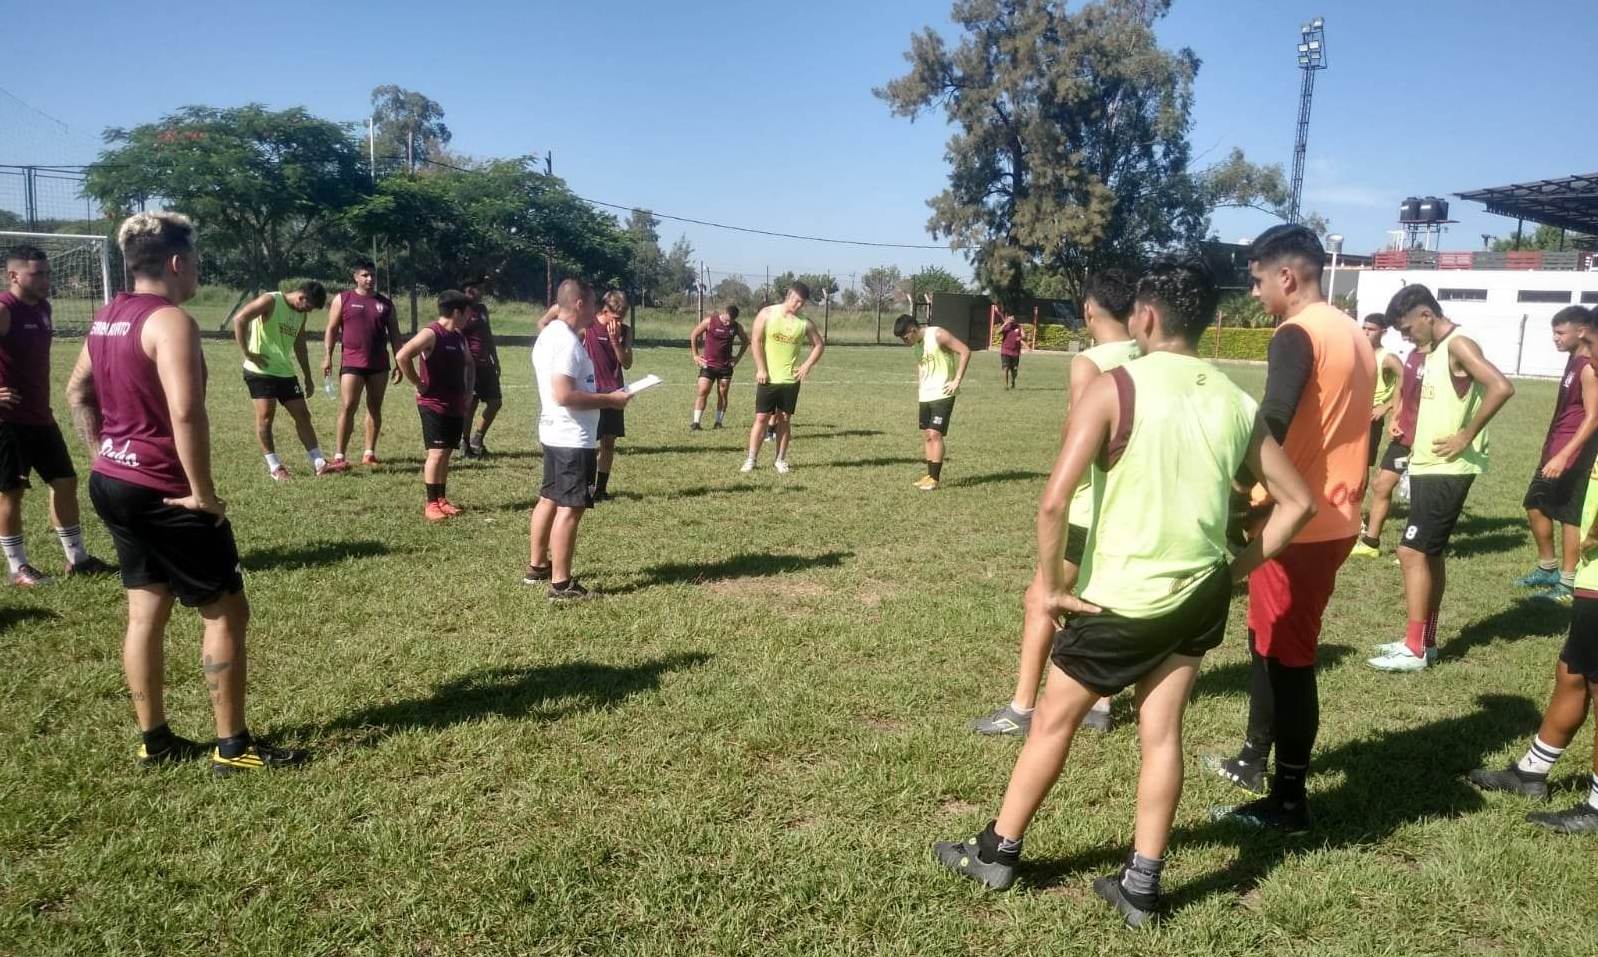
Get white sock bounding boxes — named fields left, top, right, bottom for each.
left=693, top=409, right=703, bottom=425
left=363, top=448, right=375, bottom=458
left=333, top=451, right=347, bottom=462
left=1008, top=700, right=1035, bottom=715
left=1588, top=773, right=1598, bottom=811
left=1519, top=735, right=1565, bottom=775
left=1, top=534, right=27, bottom=574
left=1090, top=699, right=1112, bottom=715
left=55, top=525, right=89, bottom=565
left=307, top=447, right=327, bottom=470
left=265, top=453, right=283, bottom=472
left=472, top=430, right=485, bottom=447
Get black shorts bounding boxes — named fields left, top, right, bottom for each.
left=473, top=363, right=502, bottom=402
left=1050, top=564, right=1231, bottom=697
left=541, top=445, right=597, bottom=509
left=755, top=382, right=801, bottom=416
left=419, top=408, right=465, bottom=450
left=599, top=407, right=626, bottom=439
left=341, top=365, right=389, bottom=380
left=1562, top=597, right=1598, bottom=683
left=243, top=372, right=304, bottom=403
left=1001, top=354, right=1020, bottom=370
left=919, top=397, right=956, bottom=434
left=699, top=365, right=734, bottom=382
left=1379, top=441, right=1411, bottom=475
left=89, top=472, right=243, bottom=607
left=0, top=421, right=76, bottom=491
left=1064, top=523, right=1089, bottom=567
left=1401, top=474, right=1476, bottom=556
left=1523, top=440, right=1598, bottom=526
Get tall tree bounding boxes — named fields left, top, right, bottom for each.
left=860, top=265, right=902, bottom=313
left=85, top=104, right=368, bottom=289
left=624, top=209, right=667, bottom=302
left=1199, top=148, right=1330, bottom=237
left=370, top=85, right=451, bottom=172
left=1490, top=224, right=1596, bottom=252
left=878, top=0, right=1206, bottom=305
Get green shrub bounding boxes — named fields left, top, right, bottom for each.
left=1196, top=326, right=1273, bottom=361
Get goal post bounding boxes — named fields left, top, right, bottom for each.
left=0, top=230, right=113, bottom=333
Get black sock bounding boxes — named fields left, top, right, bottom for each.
left=1238, top=637, right=1274, bottom=767
left=596, top=471, right=610, bottom=494
left=978, top=820, right=1021, bottom=866
left=141, top=722, right=177, bottom=752
left=1268, top=660, right=1319, bottom=803
left=1361, top=534, right=1380, bottom=549
left=550, top=579, right=571, bottom=590
left=217, top=729, right=252, bottom=759
left=425, top=483, right=444, bottom=503
left=929, top=460, right=943, bottom=480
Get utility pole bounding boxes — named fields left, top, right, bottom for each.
left=545, top=151, right=555, bottom=304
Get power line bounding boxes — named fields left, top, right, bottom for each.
left=575, top=196, right=961, bottom=251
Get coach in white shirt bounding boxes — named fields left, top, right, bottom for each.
left=527, top=278, right=630, bottom=600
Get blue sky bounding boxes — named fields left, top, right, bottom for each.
left=6, top=0, right=1595, bottom=285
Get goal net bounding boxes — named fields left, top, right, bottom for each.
left=0, top=231, right=112, bottom=333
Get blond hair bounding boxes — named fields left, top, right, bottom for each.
left=602, top=290, right=628, bottom=315
left=118, top=212, right=197, bottom=278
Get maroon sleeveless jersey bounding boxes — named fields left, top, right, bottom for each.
left=417, top=320, right=469, bottom=415
left=1543, top=353, right=1594, bottom=461
left=337, top=290, right=395, bottom=370
left=87, top=293, right=198, bottom=496
left=461, top=304, right=493, bottom=366
left=1395, top=348, right=1425, bottom=446
left=584, top=321, right=626, bottom=391
left=0, top=291, right=55, bottom=425
left=701, top=314, right=741, bottom=368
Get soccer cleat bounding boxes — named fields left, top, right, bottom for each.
left=774, top=460, right=791, bottom=475
left=739, top=458, right=756, bottom=473
left=361, top=452, right=380, bottom=466
left=270, top=466, right=291, bottom=482
left=521, top=564, right=552, bottom=585
left=317, top=458, right=350, bottom=475
left=1201, top=753, right=1269, bottom=795
left=913, top=474, right=933, bottom=488
left=712, top=421, right=724, bottom=430
left=424, top=501, right=450, bottom=523
left=1516, top=566, right=1562, bottom=588
left=137, top=734, right=205, bottom=768
left=10, top=563, right=51, bottom=588
left=436, top=499, right=463, bottom=517
left=932, top=827, right=1017, bottom=891
left=1349, top=540, right=1381, bottom=558
left=969, top=703, right=1032, bottom=737
left=591, top=489, right=611, bottom=504
left=689, top=422, right=703, bottom=432
left=918, top=477, right=940, bottom=492
left=764, top=428, right=775, bottom=443
left=1368, top=647, right=1430, bottom=672
left=65, top=555, right=115, bottom=577
left=1468, top=763, right=1550, bottom=800
left=1092, top=869, right=1160, bottom=929
left=548, top=580, right=594, bottom=603
left=1216, top=794, right=1313, bottom=834
left=210, top=739, right=309, bottom=777
left=1526, top=803, right=1598, bottom=834
left=471, top=441, right=490, bottom=459
left=1081, top=709, right=1115, bottom=734
left=1371, top=640, right=1437, bottom=663
left=1532, top=583, right=1574, bottom=606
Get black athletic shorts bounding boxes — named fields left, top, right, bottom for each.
left=243, top=372, right=304, bottom=403
left=1400, top=474, right=1475, bottom=556
left=541, top=445, right=597, bottom=509
left=419, top=408, right=465, bottom=450
left=1523, top=440, right=1598, bottom=526
left=1050, top=563, right=1230, bottom=697
left=1379, top=440, right=1411, bottom=475
left=1064, top=523, right=1089, bottom=567
left=919, top=397, right=956, bottom=434
left=0, top=421, right=76, bottom=491
left=699, top=364, right=734, bottom=381
left=473, top=363, right=502, bottom=402
left=341, top=365, right=389, bottom=379
left=89, top=472, right=244, bottom=607
left=1562, top=597, right=1598, bottom=683
left=598, top=407, right=626, bottom=439
left=755, top=382, right=801, bottom=416
left=1001, top=354, right=1020, bottom=371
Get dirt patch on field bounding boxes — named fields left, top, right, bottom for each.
left=940, top=798, right=981, bottom=816
left=705, top=579, right=829, bottom=602
left=860, top=716, right=905, bottom=734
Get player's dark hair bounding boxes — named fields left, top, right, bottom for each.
left=1552, top=305, right=1592, bottom=327
left=724, top=304, right=740, bottom=321
left=1362, top=312, right=1389, bottom=330
left=892, top=314, right=918, bottom=338
left=1385, top=284, right=1441, bottom=324
left=4, top=244, right=47, bottom=265
left=787, top=280, right=812, bottom=302
left=352, top=257, right=376, bottom=273
left=294, top=280, right=327, bottom=310
left=1083, top=268, right=1137, bottom=322
left=437, top=289, right=473, bottom=316
left=1248, top=223, right=1325, bottom=280
left=1134, top=254, right=1219, bottom=344
left=118, top=212, right=196, bottom=279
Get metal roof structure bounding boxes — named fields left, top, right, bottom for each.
left=1457, top=173, right=1598, bottom=236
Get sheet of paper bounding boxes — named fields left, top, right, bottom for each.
left=626, top=374, right=663, bottom=395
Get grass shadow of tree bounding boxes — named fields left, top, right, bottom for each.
left=242, top=539, right=395, bottom=571
left=0, top=606, right=60, bottom=634
left=608, top=550, right=853, bottom=595
left=946, top=469, right=1048, bottom=489
left=1439, top=599, right=1567, bottom=662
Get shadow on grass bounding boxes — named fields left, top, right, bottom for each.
left=675, top=484, right=808, bottom=500
left=946, top=469, right=1048, bottom=489
left=1449, top=532, right=1526, bottom=559
left=822, top=456, right=925, bottom=470
left=382, top=449, right=543, bottom=467
left=313, top=652, right=712, bottom=745
left=1451, top=514, right=1523, bottom=536
left=1440, top=599, right=1568, bottom=662
left=607, top=550, right=852, bottom=595
left=0, top=606, right=60, bottom=634
left=1191, top=646, right=1353, bottom=700
left=242, top=539, right=394, bottom=571
left=1022, top=694, right=1540, bottom=911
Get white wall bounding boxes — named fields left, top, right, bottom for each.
left=1356, top=269, right=1598, bottom=378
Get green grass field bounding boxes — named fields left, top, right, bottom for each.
left=3, top=337, right=1596, bottom=956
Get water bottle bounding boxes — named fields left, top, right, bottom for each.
left=323, top=375, right=335, bottom=398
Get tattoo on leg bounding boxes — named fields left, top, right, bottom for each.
left=202, top=653, right=232, bottom=694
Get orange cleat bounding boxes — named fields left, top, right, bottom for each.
left=424, top=501, right=450, bottom=522
left=437, top=499, right=462, bottom=517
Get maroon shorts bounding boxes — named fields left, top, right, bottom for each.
left=1246, top=535, right=1356, bottom=667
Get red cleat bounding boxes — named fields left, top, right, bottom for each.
left=437, top=499, right=462, bottom=517
left=424, top=501, right=450, bottom=522
left=361, top=452, right=379, bottom=466
left=318, top=458, right=350, bottom=475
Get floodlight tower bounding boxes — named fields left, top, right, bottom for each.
left=1288, top=17, right=1327, bottom=225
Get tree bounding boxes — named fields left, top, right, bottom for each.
left=840, top=288, right=860, bottom=309
left=1198, top=148, right=1330, bottom=237
left=907, top=266, right=966, bottom=299
left=371, top=85, right=451, bottom=172
left=712, top=276, right=753, bottom=307
left=624, top=209, right=668, bottom=303
left=1489, top=224, right=1597, bottom=252
left=879, top=0, right=1207, bottom=306
left=85, top=104, right=369, bottom=289
left=664, top=236, right=697, bottom=297
left=860, top=265, right=902, bottom=314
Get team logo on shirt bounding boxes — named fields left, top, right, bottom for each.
left=98, top=438, right=141, bottom=468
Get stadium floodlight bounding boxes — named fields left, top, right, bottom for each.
left=1287, top=17, right=1328, bottom=224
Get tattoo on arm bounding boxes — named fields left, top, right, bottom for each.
left=71, top=403, right=103, bottom=450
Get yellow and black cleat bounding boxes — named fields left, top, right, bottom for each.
left=210, top=740, right=310, bottom=777
left=137, top=735, right=205, bottom=768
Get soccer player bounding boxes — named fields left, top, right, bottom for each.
left=894, top=313, right=971, bottom=491
left=689, top=305, right=749, bottom=430
left=1468, top=463, right=1598, bottom=833
left=458, top=278, right=502, bottom=459
left=396, top=291, right=475, bottom=522
left=969, top=268, right=1139, bottom=737
left=528, top=279, right=630, bottom=600
left=1204, top=224, right=1374, bottom=833
left=931, top=256, right=1315, bottom=927
left=586, top=290, right=633, bottom=501
left=233, top=282, right=347, bottom=480
left=1352, top=326, right=1424, bottom=559
left=742, top=282, right=824, bottom=473
left=66, top=212, right=306, bottom=774
left=322, top=258, right=401, bottom=466
left=1368, top=285, right=1514, bottom=672
left=1513, top=306, right=1598, bottom=603
left=0, top=244, right=113, bottom=585
left=998, top=313, right=1024, bottom=389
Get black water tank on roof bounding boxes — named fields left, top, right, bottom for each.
left=1419, top=196, right=1449, bottom=223
left=1399, top=197, right=1423, bottom=223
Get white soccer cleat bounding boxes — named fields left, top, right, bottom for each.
left=1371, top=640, right=1437, bottom=662
left=739, top=458, right=756, bottom=473
left=774, top=459, right=791, bottom=474
left=1368, top=648, right=1430, bottom=673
